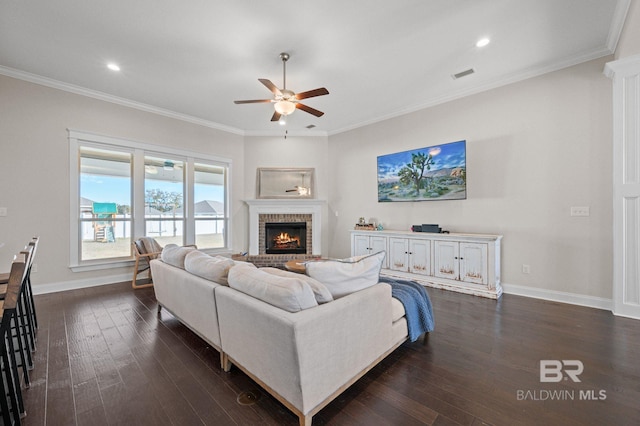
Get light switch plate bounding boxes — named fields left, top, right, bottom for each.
left=570, top=206, right=590, bottom=217
left=0, top=207, right=7, bottom=217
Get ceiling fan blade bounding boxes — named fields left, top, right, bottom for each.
left=296, top=103, right=324, bottom=117
left=271, top=111, right=281, bottom=122
left=259, top=79, right=282, bottom=96
left=234, top=99, right=273, bottom=104
left=295, top=87, right=329, bottom=100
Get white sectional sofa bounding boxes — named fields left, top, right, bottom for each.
left=150, top=246, right=410, bottom=426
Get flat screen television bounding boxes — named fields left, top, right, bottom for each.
left=377, top=140, right=466, bottom=202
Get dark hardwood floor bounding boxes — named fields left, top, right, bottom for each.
left=20, top=281, right=640, bottom=426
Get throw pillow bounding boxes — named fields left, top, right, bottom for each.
left=160, top=244, right=197, bottom=269
left=184, top=251, right=235, bottom=285
left=228, top=265, right=318, bottom=313
left=260, top=267, right=333, bottom=304
left=305, top=251, right=386, bottom=298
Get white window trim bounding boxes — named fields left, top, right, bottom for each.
left=68, top=129, right=232, bottom=272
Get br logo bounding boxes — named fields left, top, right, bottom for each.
left=540, top=360, right=583, bottom=382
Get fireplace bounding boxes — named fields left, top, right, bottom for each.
left=245, top=199, right=325, bottom=256
left=265, top=222, right=307, bottom=254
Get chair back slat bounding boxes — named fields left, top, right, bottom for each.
left=4, top=253, right=27, bottom=311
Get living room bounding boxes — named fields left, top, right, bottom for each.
left=1, top=1, right=640, bottom=425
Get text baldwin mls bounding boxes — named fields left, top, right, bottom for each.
left=516, top=360, right=607, bottom=401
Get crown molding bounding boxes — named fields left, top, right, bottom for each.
left=0, top=65, right=245, bottom=136
left=607, top=0, right=632, bottom=53
left=328, top=47, right=614, bottom=136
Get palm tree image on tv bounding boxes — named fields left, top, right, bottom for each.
left=378, top=140, right=467, bottom=202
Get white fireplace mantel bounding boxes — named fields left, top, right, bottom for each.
left=245, top=199, right=326, bottom=256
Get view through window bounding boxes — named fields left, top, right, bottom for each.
left=144, top=156, right=185, bottom=247
left=79, top=146, right=132, bottom=261
left=72, top=133, right=229, bottom=267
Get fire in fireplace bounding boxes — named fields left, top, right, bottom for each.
left=265, top=222, right=307, bottom=254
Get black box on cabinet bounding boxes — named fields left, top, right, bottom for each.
left=421, top=224, right=441, bottom=233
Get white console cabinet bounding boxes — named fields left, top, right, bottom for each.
left=350, top=230, right=502, bottom=299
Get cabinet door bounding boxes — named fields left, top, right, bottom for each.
left=352, top=234, right=370, bottom=257
left=388, top=238, right=409, bottom=271
left=409, top=239, right=431, bottom=275
left=370, top=236, right=388, bottom=268
left=434, top=241, right=459, bottom=280
left=370, top=236, right=387, bottom=255
left=459, top=242, right=488, bottom=284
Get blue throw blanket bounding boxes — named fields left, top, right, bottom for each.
left=380, top=277, right=435, bottom=342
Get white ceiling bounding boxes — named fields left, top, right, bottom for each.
left=0, top=0, right=630, bottom=136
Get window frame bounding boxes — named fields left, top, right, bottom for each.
left=69, top=129, right=232, bottom=272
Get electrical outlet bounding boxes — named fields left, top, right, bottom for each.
left=522, top=264, right=531, bottom=274
left=570, top=206, right=590, bottom=217
left=0, top=207, right=7, bottom=217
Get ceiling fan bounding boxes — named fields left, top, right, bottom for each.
left=234, top=52, right=329, bottom=124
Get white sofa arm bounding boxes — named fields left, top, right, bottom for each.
left=216, top=283, right=393, bottom=418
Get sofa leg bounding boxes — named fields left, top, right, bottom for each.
left=157, top=304, right=162, bottom=314
left=300, top=414, right=312, bottom=426
left=221, top=353, right=231, bottom=372
left=422, top=332, right=429, bottom=345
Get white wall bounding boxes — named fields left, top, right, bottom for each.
left=242, top=135, right=329, bottom=255
left=0, top=74, right=245, bottom=291
left=327, top=57, right=613, bottom=301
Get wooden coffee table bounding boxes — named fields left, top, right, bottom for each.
left=284, top=259, right=307, bottom=274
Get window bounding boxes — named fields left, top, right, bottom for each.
left=69, top=130, right=231, bottom=271
left=194, top=162, right=227, bottom=249
left=79, top=146, right=132, bottom=261
left=144, top=155, right=185, bottom=247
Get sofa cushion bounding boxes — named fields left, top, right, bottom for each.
left=184, top=251, right=235, bottom=285
left=305, top=251, right=386, bottom=298
left=231, top=260, right=257, bottom=269
left=228, top=266, right=318, bottom=313
left=260, top=267, right=333, bottom=304
left=161, top=244, right=197, bottom=269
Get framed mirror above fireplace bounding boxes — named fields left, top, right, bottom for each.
left=256, top=168, right=316, bottom=199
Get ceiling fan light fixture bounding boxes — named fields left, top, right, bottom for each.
left=274, top=100, right=296, bottom=116
left=279, top=115, right=286, bottom=125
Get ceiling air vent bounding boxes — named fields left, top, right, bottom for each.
left=452, top=68, right=475, bottom=80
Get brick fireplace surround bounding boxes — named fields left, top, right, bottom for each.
left=237, top=199, right=325, bottom=268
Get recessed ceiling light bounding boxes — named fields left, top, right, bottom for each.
left=107, top=63, right=121, bottom=72
left=476, top=38, right=490, bottom=48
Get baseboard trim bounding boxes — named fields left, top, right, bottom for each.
left=32, top=275, right=614, bottom=314
left=33, top=273, right=132, bottom=295
left=502, top=283, right=612, bottom=311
